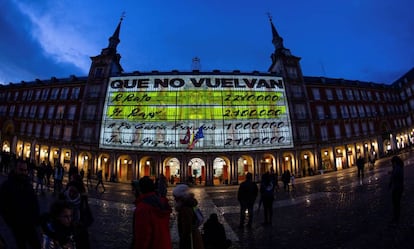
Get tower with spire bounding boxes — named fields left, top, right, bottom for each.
left=77, top=15, right=125, bottom=145
left=267, top=14, right=315, bottom=154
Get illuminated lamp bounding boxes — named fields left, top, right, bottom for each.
left=146, top=160, right=150, bottom=166
left=66, top=152, right=69, bottom=157
left=324, top=151, right=328, bottom=156
left=103, top=157, right=108, bottom=163
left=285, top=156, right=289, bottom=161
left=84, top=155, right=88, bottom=160
left=304, top=154, right=308, bottom=160
left=124, top=159, right=128, bottom=164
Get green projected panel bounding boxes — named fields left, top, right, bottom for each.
left=99, top=75, right=293, bottom=152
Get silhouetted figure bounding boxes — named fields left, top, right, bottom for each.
left=356, top=156, right=365, bottom=182
left=237, top=172, right=258, bottom=229
left=260, top=172, right=275, bottom=225
left=0, top=160, right=41, bottom=249
left=95, top=169, right=105, bottom=192
left=202, top=213, right=231, bottom=249
left=389, top=156, right=404, bottom=225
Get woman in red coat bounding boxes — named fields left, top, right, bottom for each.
left=133, top=176, right=172, bottom=249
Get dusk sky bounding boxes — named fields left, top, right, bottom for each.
left=1, top=0, right=413, bottom=85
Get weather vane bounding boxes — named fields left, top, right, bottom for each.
left=120, top=11, right=126, bottom=21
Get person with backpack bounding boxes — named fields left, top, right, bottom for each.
left=202, top=213, right=231, bottom=249
left=173, top=184, right=204, bottom=249
left=260, top=172, right=275, bottom=226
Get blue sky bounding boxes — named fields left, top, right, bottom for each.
left=0, top=0, right=413, bottom=85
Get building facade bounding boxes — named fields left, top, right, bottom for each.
left=1, top=18, right=413, bottom=185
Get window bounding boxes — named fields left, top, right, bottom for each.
left=53, top=125, right=62, bottom=139
left=345, top=123, right=352, bottom=138
left=316, top=106, right=325, bottom=119
left=38, top=105, right=45, bottom=119
left=43, top=124, right=51, bottom=139
left=350, top=105, right=357, bottom=118
left=27, top=90, right=33, bottom=101
left=14, top=91, right=19, bottom=101
left=361, top=122, right=368, bottom=135
left=22, top=91, right=28, bottom=101
left=41, top=89, right=50, bottom=100
left=60, top=88, right=69, bottom=100
left=336, top=89, right=343, bottom=100
left=56, top=105, right=65, bottom=119
left=358, top=105, right=365, bottom=117
left=329, top=105, right=337, bottom=119
left=340, top=105, right=349, bottom=118
left=312, top=88, right=320, bottom=100
left=35, top=90, right=41, bottom=100
left=50, top=88, right=60, bottom=100
left=26, top=123, right=33, bottom=136
left=71, top=87, right=80, bottom=100
left=87, top=85, right=100, bottom=98
left=334, top=125, right=341, bottom=139
left=0, top=106, right=6, bottom=116
left=353, top=89, right=360, bottom=100
left=94, top=67, right=104, bottom=78
left=23, top=106, right=30, bottom=118
left=29, top=105, right=37, bottom=118
left=325, top=89, right=333, bottom=100
left=346, top=89, right=354, bottom=100
left=353, top=123, right=360, bottom=136
left=375, top=92, right=381, bottom=101
left=82, top=127, right=92, bottom=142
left=291, top=85, right=303, bottom=98
left=364, top=105, right=370, bottom=117
left=47, top=106, right=55, bottom=119
left=35, top=123, right=42, bottom=137
left=17, top=106, right=23, bottom=117
left=8, top=105, right=15, bottom=117
left=287, top=67, right=298, bottom=78
left=68, top=105, right=76, bottom=120
left=294, top=104, right=306, bottom=119
left=85, top=105, right=96, bottom=120
left=63, top=126, right=73, bottom=141
left=20, top=122, right=26, bottom=134
left=320, top=126, right=328, bottom=141
left=369, top=121, right=375, bottom=134
left=298, top=126, right=310, bottom=141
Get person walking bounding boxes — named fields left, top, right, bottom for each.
left=41, top=200, right=90, bottom=249
left=86, top=169, right=93, bottom=189
left=132, top=176, right=172, bottom=249
left=173, top=184, right=204, bottom=249
left=202, top=213, right=231, bottom=249
left=389, top=155, right=404, bottom=225
left=237, top=172, right=258, bottom=229
left=260, top=172, right=275, bottom=226
left=95, top=169, right=105, bottom=192
left=36, top=161, right=47, bottom=194
left=0, top=159, right=41, bottom=249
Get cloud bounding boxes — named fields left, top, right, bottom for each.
left=14, top=1, right=97, bottom=73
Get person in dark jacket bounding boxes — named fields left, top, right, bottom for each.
left=0, top=159, right=41, bottom=249
left=389, top=156, right=404, bottom=225
left=202, top=213, right=231, bottom=249
left=237, top=172, right=258, bottom=228
left=133, top=176, right=172, bottom=249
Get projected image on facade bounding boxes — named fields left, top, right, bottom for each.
left=99, top=74, right=293, bottom=152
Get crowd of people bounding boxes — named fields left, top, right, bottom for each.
left=0, top=151, right=407, bottom=249
left=0, top=156, right=94, bottom=249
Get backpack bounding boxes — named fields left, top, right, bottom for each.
left=193, top=206, right=204, bottom=227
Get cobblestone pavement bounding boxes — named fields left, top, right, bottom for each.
left=1, top=151, right=414, bottom=249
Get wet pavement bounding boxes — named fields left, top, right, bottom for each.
left=1, top=151, right=414, bottom=249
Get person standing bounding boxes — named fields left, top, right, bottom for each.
left=260, top=172, right=275, bottom=226
left=132, top=176, right=172, bottom=249
left=95, top=169, right=105, bottom=192
left=237, top=172, right=258, bottom=229
left=389, top=155, right=404, bottom=225
left=53, top=162, right=64, bottom=194
left=173, top=184, right=204, bottom=249
left=0, top=159, right=41, bottom=249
